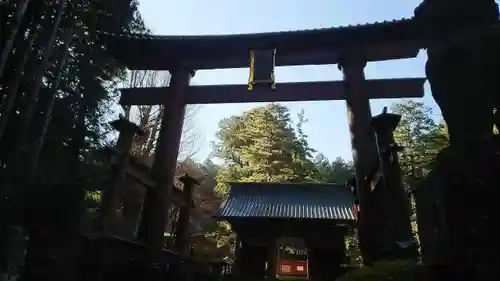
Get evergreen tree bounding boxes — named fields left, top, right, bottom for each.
left=391, top=101, right=449, bottom=188
left=313, top=154, right=355, bottom=184
left=212, top=104, right=316, bottom=194
left=0, top=0, right=146, bottom=182
left=0, top=1, right=147, bottom=278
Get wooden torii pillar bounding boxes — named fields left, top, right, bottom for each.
left=339, top=55, right=380, bottom=265
left=138, top=66, right=195, bottom=262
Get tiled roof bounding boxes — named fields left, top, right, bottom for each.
left=219, top=182, right=355, bottom=220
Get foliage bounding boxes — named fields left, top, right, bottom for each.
left=192, top=221, right=236, bottom=262
left=391, top=101, right=449, bottom=189
left=313, top=154, right=355, bottom=184
left=345, top=228, right=362, bottom=265
left=337, top=259, right=417, bottom=281
left=188, top=160, right=236, bottom=261
left=212, top=104, right=317, bottom=195
left=0, top=0, right=145, bottom=184
left=80, top=190, right=102, bottom=230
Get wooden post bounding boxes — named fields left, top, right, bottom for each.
left=234, top=240, right=246, bottom=275
left=266, top=239, right=277, bottom=280
left=371, top=111, right=415, bottom=259
left=174, top=174, right=199, bottom=256
left=339, top=55, right=379, bottom=264
left=139, top=66, right=193, bottom=263
left=98, top=117, right=144, bottom=234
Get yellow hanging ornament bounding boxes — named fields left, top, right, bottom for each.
left=248, top=49, right=276, bottom=91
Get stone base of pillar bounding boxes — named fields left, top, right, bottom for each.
left=416, top=141, right=500, bottom=273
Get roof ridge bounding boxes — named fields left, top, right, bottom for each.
left=228, top=182, right=351, bottom=198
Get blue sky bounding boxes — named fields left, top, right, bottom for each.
left=137, top=0, right=441, bottom=162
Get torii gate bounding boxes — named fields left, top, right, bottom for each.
left=100, top=19, right=425, bottom=264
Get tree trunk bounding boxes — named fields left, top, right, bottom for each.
left=15, top=0, right=66, bottom=153
left=27, top=26, right=74, bottom=178
left=144, top=106, right=163, bottom=157
left=0, top=29, right=36, bottom=142
left=0, top=0, right=32, bottom=80
left=123, top=105, right=132, bottom=119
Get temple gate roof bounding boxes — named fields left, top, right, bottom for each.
left=218, top=182, right=355, bottom=220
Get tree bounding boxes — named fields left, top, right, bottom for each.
left=0, top=0, right=32, bottom=79
left=123, top=70, right=201, bottom=162
left=0, top=0, right=146, bottom=183
left=0, top=0, right=146, bottom=279
left=391, top=101, right=449, bottom=189
left=313, top=154, right=355, bottom=184
left=212, top=104, right=316, bottom=194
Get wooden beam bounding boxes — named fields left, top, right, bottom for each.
left=120, top=78, right=426, bottom=106
left=110, top=42, right=420, bottom=71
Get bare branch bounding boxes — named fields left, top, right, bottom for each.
left=122, top=70, right=201, bottom=163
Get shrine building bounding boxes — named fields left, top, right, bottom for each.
left=217, top=182, right=356, bottom=281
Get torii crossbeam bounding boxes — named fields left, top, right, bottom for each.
left=119, top=78, right=425, bottom=105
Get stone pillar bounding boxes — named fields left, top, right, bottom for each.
left=174, top=174, right=199, bottom=256
left=415, top=0, right=499, bottom=152
left=371, top=111, right=416, bottom=260
left=98, top=117, right=144, bottom=234
left=339, top=56, right=379, bottom=264
left=414, top=1, right=500, bottom=278
left=138, top=66, right=194, bottom=261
